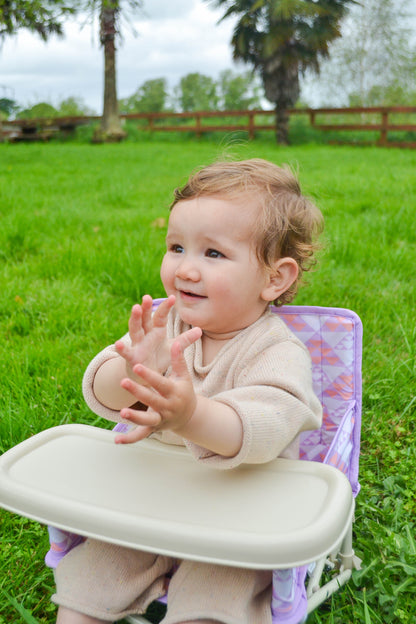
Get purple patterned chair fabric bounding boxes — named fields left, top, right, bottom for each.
left=46, top=303, right=363, bottom=624
left=269, top=306, right=362, bottom=623
left=276, top=306, right=362, bottom=496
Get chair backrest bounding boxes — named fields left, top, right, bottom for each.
left=151, top=300, right=363, bottom=497
left=274, top=306, right=363, bottom=496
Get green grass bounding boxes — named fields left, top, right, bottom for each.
left=0, top=139, right=415, bottom=623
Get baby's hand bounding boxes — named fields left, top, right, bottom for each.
left=114, top=337, right=202, bottom=444
left=115, top=295, right=200, bottom=379
left=115, top=295, right=173, bottom=377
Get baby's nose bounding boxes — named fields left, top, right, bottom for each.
left=175, top=257, right=200, bottom=281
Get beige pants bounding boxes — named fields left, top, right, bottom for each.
left=52, top=539, right=272, bottom=624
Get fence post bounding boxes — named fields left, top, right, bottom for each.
left=309, top=110, right=316, bottom=127
left=379, top=109, right=389, bottom=146
left=195, top=113, right=202, bottom=138
left=248, top=111, right=255, bottom=139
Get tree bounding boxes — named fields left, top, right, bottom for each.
left=0, top=1, right=74, bottom=131
left=209, top=0, right=355, bottom=143
left=303, top=0, right=416, bottom=106
left=57, top=96, right=96, bottom=116
left=79, top=0, right=142, bottom=141
left=11, top=96, right=94, bottom=120
left=0, top=0, right=74, bottom=40
left=16, top=102, right=59, bottom=119
left=218, top=69, right=262, bottom=110
left=174, top=73, right=219, bottom=112
left=1, top=1, right=142, bottom=139
left=99, top=1, right=123, bottom=139
left=119, top=78, right=169, bottom=113
left=0, top=97, right=19, bottom=119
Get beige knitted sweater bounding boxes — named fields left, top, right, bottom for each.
left=82, top=308, right=322, bottom=469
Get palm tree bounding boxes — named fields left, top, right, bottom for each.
left=0, top=1, right=74, bottom=138
left=88, top=0, right=142, bottom=141
left=209, top=0, right=356, bottom=143
left=99, top=1, right=124, bottom=139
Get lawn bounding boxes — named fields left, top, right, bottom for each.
left=0, top=138, right=415, bottom=623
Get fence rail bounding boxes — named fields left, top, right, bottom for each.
left=2, top=106, right=416, bottom=147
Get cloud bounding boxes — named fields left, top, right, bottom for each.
left=141, top=0, right=196, bottom=20
left=0, top=1, right=237, bottom=112
left=117, top=3, right=236, bottom=91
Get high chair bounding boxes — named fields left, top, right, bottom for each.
left=0, top=304, right=363, bottom=623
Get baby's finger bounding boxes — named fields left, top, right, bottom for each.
left=115, top=424, right=153, bottom=444
left=140, top=295, right=154, bottom=334
left=119, top=406, right=162, bottom=428
left=130, top=364, right=173, bottom=396
left=115, top=339, right=127, bottom=357
left=175, top=326, right=202, bottom=352
left=152, top=295, right=176, bottom=328
left=121, top=374, right=171, bottom=413
left=128, top=304, right=145, bottom=343
left=170, top=340, right=190, bottom=379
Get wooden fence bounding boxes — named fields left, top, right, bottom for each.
left=2, top=106, right=416, bottom=147
left=304, top=106, right=416, bottom=148
left=1, top=115, right=100, bottom=142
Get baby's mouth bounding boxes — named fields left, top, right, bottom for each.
left=180, top=290, right=206, bottom=299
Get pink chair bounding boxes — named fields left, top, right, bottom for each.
left=0, top=304, right=363, bottom=624
left=268, top=305, right=362, bottom=623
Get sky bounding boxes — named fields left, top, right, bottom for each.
left=0, top=0, right=240, bottom=113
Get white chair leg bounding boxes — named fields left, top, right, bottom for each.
left=306, top=557, right=326, bottom=598
left=306, top=568, right=352, bottom=613
left=339, top=523, right=362, bottom=572
left=306, top=522, right=361, bottom=613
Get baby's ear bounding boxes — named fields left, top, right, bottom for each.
left=261, top=258, right=299, bottom=302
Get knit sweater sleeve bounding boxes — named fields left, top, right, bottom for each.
left=81, top=334, right=130, bottom=423
left=184, top=332, right=322, bottom=470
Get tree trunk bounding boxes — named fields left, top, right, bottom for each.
left=275, top=105, right=290, bottom=145
left=96, top=3, right=126, bottom=141
left=263, top=62, right=299, bottom=145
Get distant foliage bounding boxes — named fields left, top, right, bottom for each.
left=16, top=102, right=59, bottom=119
left=57, top=96, right=96, bottom=117
left=174, top=72, right=219, bottom=112
left=12, top=68, right=267, bottom=121
left=118, top=70, right=264, bottom=114
left=0, top=97, right=19, bottom=119
left=303, top=0, right=416, bottom=107
left=0, top=0, right=74, bottom=40
left=119, top=78, right=170, bottom=113
left=217, top=69, right=262, bottom=110
left=15, top=96, right=96, bottom=120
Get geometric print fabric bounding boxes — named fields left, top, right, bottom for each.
left=269, top=306, right=362, bottom=624
left=274, top=306, right=361, bottom=495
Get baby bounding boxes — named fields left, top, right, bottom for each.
left=53, top=158, right=323, bottom=624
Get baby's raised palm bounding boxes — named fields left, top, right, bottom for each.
left=115, top=295, right=200, bottom=378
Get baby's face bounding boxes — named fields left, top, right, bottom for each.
left=160, top=196, right=271, bottom=339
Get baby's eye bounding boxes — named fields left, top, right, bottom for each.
left=169, top=244, right=184, bottom=253
left=206, top=248, right=225, bottom=259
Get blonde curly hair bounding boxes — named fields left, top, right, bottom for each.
left=171, top=158, right=323, bottom=306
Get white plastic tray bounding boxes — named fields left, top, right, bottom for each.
left=0, top=424, right=354, bottom=569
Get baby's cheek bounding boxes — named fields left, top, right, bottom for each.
left=210, top=279, right=235, bottom=300
left=160, top=258, right=174, bottom=292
